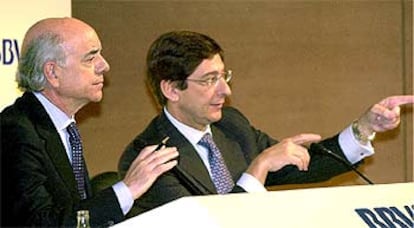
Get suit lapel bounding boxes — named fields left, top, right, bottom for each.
left=24, top=93, right=81, bottom=199
left=37, top=125, right=80, bottom=197
left=157, top=112, right=217, bottom=194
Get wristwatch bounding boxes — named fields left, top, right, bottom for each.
left=352, top=120, right=376, bottom=144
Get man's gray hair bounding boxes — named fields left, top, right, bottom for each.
left=16, top=32, right=66, bottom=92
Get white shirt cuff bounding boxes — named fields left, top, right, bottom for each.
left=237, top=173, right=268, bottom=193
left=112, top=181, right=134, bottom=215
left=338, top=124, right=375, bottom=164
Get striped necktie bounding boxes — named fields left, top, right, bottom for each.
left=67, top=122, right=87, bottom=200
left=198, top=133, right=234, bottom=194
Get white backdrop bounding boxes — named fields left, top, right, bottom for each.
left=0, top=0, right=71, bottom=111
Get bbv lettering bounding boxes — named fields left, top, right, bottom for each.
left=0, top=39, right=20, bottom=65
left=355, top=205, right=413, bottom=228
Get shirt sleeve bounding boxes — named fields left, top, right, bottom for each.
left=338, top=124, right=375, bottom=164
left=112, top=181, right=134, bottom=215
left=237, top=173, right=268, bottom=193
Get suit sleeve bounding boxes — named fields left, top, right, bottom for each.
left=218, top=106, right=354, bottom=186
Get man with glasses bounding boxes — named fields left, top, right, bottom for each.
left=118, top=30, right=413, bottom=216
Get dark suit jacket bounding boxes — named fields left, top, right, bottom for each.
left=118, top=107, right=355, bottom=216
left=1, top=92, right=124, bottom=227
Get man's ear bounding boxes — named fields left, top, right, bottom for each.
left=160, top=80, right=180, bottom=102
left=43, top=61, right=59, bottom=87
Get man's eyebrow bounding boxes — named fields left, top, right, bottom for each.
left=82, top=48, right=100, bottom=59
left=200, top=70, right=220, bottom=78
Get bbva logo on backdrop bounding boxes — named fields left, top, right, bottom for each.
left=1, top=38, right=20, bottom=65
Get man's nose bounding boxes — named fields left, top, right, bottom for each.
left=97, top=54, right=110, bottom=73
left=216, top=77, right=232, bottom=96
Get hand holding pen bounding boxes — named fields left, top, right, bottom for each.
left=122, top=136, right=179, bottom=199
left=154, top=136, right=170, bottom=151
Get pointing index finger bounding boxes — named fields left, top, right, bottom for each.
left=383, top=95, right=414, bottom=108
left=290, top=133, right=322, bottom=145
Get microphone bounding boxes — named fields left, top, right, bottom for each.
left=172, top=166, right=211, bottom=195
left=309, top=143, right=374, bottom=185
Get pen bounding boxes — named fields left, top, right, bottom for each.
left=154, top=136, right=170, bottom=151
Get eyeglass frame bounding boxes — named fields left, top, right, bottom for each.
left=184, top=69, right=232, bottom=87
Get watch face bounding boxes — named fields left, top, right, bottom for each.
left=352, top=120, right=375, bottom=143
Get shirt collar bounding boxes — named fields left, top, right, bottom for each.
left=33, top=92, right=74, bottom=130
left=163, top=107, right=211, bottom=145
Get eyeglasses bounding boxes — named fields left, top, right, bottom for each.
left=185, top=70, right=232, bottom=87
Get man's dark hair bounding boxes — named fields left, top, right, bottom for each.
left=146, top=31, right=224, bottom=106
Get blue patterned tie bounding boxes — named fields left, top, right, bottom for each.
left=198, top=133, right=234, bottom=194
left=67, top=122, right=87, bottom=200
